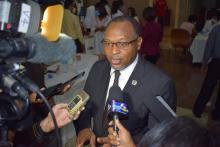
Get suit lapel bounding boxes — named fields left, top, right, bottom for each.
left=124, top=56, right=145, bottom=94
left=99, top=61, right=111, bottom=110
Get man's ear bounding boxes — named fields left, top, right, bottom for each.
left=137, top=37, right=143, bottom=51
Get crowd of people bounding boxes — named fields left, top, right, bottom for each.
left=61, top=0, right=168, bottom=64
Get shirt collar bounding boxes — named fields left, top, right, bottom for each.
left=110, top=54, right=139, bottom=76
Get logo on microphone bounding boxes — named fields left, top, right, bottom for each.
left=111, top=100, right=128, bottom=115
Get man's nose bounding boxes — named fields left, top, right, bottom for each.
left=111, top=44, right=120, bottom=54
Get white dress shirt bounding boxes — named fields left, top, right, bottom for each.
left=105, top=54, right=139, bottom=103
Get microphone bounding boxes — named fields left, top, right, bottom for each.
left=108, top=86, right=128, bottom=133
left=0, top=33, right=76, bottom=64
left=41, top=4, right=64, bottom=41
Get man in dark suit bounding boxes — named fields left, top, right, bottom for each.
left=74, top=16, right=176, bottom=147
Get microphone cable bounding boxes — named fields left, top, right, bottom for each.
left=36, top=90, right=62, bottom=147
left=13, top=69, right=62, bottom=147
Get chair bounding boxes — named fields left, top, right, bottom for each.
left=170, top=29, right=191, bottom=60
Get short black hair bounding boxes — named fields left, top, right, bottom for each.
left=111, top=0, right=124, bottom=14
left=138, top=116, right=215, bottom=147
left=106, top=16, right=141, bottom=37
left=64, top=0, right=75, bottom=9
left=128, top=7, right=137, bottom=17
left=95, top=2, right=108, bottom=17
left=143, top=7, right=156, bottom=21
left=188, top=15, right=197, bottom=23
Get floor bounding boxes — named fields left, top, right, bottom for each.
left=157, top=26, right=220, bottom=128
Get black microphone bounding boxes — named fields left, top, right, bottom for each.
left=0, top=33, right=76, bottom=64
left=108, top=86, right=128, bottom=133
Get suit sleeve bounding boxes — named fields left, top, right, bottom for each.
left=148, top=78, right=177, bottom=128
left=160, top=78, right=177, bottom=111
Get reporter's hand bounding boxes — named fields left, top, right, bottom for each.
left=97, top=126, right=119, bottom=146
left=114, top=119, right=135, bottom=147
left=76, top=128, right=96, bottom=147
left=98, top=120, right=135, bottom=147
left=40, top=103, right=84, bottom=133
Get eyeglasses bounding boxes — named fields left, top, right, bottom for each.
left=102, top=37, right=138, bottom=49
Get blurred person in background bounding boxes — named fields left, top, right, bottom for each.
left=154, top=0, right=168, bottom=36
left=140, top=7, right=162, bottom=64
left=193, top=25, right=220, bottom=121
left=111, top=0, right=124, bottom=19
left=100, top=116, right=219, bottom=147
left=127, top=7, right=139, bottom=23
left=180, top=14, right=198, bottom=39
left=94, top=2, right=111, bottom=54
left=62, top=0, right=84, bottom=53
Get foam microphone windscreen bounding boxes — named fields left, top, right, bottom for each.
left=27, top=33, right=76, bottom=64
left=41, top=4, right=64, bottom=41
left=108, top=86, right=123, bottom=102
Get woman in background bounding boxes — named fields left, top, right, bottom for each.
left=140, top=7, right=162, bottom=64
left=127, top=7, right=139, bottom=23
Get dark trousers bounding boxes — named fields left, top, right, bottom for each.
left=193, top=59, right=220, bottom=119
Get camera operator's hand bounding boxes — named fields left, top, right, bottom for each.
left=29, top=84, right=72, bottom=103
left=29, top=91, right=43, bottom=103
left=40, top=103, right=84, bottom=133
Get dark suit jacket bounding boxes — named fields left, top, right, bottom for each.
left=75, top=55, right=176, bottom=144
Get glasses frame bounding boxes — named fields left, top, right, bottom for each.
left=102, top=37, right=139, bottom=49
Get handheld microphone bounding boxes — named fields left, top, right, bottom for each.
left=41, top=4, right=64, bottom=41
left=0, top=33, right=76, bottom=64
left=108, top=86, right=128, bottom=133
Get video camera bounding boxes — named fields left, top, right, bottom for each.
left=0, top=0, right=65, bottom=146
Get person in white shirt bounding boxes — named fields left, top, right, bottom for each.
left=111, top=0, right=124, bottom=19
left=94, top=2, right=111, bottom=54
left=180, top=15, right=197, bottom=36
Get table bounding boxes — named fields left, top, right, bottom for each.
left=190, top=33, right=208, bottom=63
left=44, top=53, right=98, bottom=146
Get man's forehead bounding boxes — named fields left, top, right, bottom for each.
left=105, top=21, right=135, bottom=37
left=107, top=21, right=132, bottom=29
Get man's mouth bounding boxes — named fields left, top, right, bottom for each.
left=111, top=58, right=121, bottom=65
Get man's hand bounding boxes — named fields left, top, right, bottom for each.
left=76, top=128, right=96, bottom=147
left=40, top=103, right=84, bottom=133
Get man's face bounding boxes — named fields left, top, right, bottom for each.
left=103, top=21, right=142, bottom=70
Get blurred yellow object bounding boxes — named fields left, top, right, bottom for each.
left=41, top=4, right=64, bottom=41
